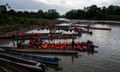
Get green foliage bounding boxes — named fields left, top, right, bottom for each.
left=4, top=9, right=59, bottom=19
left=65, top=5, right=120, bottom=20
left=0, top=4, right=120, bottom=34
left=0, top=14, right=52, bottom=34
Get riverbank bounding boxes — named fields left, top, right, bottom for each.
left=0, top=17, right=55, bottom=35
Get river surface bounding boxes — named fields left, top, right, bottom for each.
left=1, top=23, right=120, bottom=72
left=44, top=24, right=120, bottom=72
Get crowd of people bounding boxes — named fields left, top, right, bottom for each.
left=29, top=39, right=95, bottom=51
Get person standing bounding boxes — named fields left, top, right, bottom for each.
left=72, top=38, right=75, bottom=49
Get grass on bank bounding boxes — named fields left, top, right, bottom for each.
left=0, top=16, right=52, bottom=34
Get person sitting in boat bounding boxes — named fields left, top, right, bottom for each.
left=87, top=40, right=93, bottom=44
left=56, top=43, right=59, bottom=49
left=48, top=33, right=51, bottom=37
left=11, top=32, right=15, bottom=37
left=76, top=43, right=81, bottom=49
left=58, top=42, right=63, bottom=49
left=51, top=43, right=55, bottom=49
left=43, top=42, right=48, bottom=49
left=33, top=45, right=37, bottom=49
left=72, top=38, right=75, bottom=49
left=86, top=40, right=95, bottom=51
left=86, top=40, right=93, bottom=48
left=58, top=42, right=62, bottom=49
left=17, top=41, right=21, bottom=48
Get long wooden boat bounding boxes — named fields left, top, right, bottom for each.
left=0, top=35, right=76, bottom=40
left=89, top=27, right=112, bottom=30
left=0, top=50, right=59, bottom=65
left=30, top=41, right=98, bottom=52
left=73, top=25, right=112, bottom=30
left=25, top=32, right=62, bottom=36
left=73, top=27, right=93, bottom=35
left=0, top=32, right=62, bottom=40
left=0, top=53, right=46, bottom=72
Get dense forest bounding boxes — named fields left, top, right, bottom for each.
left=65, top=5, right=120, bottom=20
left=0, top=7, right=59, bottom=24
left=0, top=4, right=120, bottom=21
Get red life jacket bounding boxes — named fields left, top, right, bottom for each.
left=48, top=33, right=51, bottom=37
left=77, top=45, right=81, bottom=49
left=82, top=46, right=86, bottom=49
left=37, top=33, right=40, bottom=37
left=32, top=32, right=35, bottom=36
left=38, top=46, right=41, bottom=48
left=11, top=32, right=15, bottom=36
left=33, top=45, right=37, bottom=49
left=51, top=44, right=54, bottom=49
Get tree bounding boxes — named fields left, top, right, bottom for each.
left=65, top=10, right=80, bottom=19
left=45, top=9, right=59, bottom=19
left=85, top=5, right=101, bottom=19
left=37, top=10, right=44, bottom=18
left=0, top=5, right=7, bottom=13
left=8, top=9, right=16, bottom=15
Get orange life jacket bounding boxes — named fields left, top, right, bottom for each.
left=43, top=43, right=48, bottom=49
left=77, top=45, right=81, bottom=49
left=60, top=45, right=64, bottom=49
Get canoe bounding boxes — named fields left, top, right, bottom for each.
left=0, top=53, right=45, bottom=72
left=30, top=41, right=98, bottom=52
left=73, top=27, right=93, bottom=34
left=0, top=50, right=59, bottom=65
left=89, top=27, right=112, bottom=30
left=7, top=48, right=78, bottom=55
left=25, top=32, right=62, bottom=36
left=14, top=35, right=76, bottom=40
left=0, top=32, right=62, bottom=40
left=0, top=33, right=78, bottom=40
left=73, top=25, right=111, bottom=30
left=0, top=36, right=34, bottom=40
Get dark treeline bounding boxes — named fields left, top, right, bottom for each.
left=65, top=5, right=120, bottom=20
left=0, top=7, right=59, bottom=24
left=0, top=9, right=59, bottom=19
left=0, top=4, right=120, bottom=33
left=0, top=4, right=120, bottom=22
